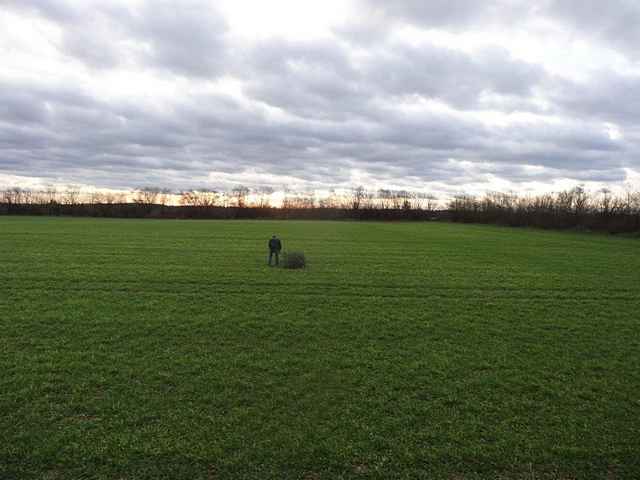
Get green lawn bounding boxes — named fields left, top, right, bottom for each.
left=1, top=217, right=639, bottom=479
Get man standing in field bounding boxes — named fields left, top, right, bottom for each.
left=268, top=235, right=282, bottom=266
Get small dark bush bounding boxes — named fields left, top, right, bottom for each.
left=282, top=251, right=306, bottom=269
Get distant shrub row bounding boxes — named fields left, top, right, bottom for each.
left=448, top=187, right=640, bottom=234
left=0, top=202, right=444, bottom=222
left=0, top=186, right=443, bottom=221
left=2, top=185, right=640, bottom=234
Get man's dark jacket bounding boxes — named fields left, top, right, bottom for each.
left=269, top=238, right=282, bottom=252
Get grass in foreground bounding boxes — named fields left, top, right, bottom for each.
left=1, top=217, right=639, bottom=479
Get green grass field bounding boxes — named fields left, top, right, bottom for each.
left=1, top=217, right=639, bottom=479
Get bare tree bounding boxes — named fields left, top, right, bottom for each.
left=180, top=189, right=220, bottom=207
left=255, top=186, right=274, bottom=208
left=596, top=188, right=613, bottom=216
left=43, top=186, right=58, bottom=204
left=390, top=190, right=403, bottom=209
left=318, top=189, right=340, bottom=209
left=397, top=190, right=412, bottom=210
left=5, top=187, right=25, bottom=205
left=231, top=185, right=250, bottom=208
left=350, top=186, right=366, bottom=210
left=423, top=194, right=439, bottom=212
left=90, top=191, right=105, bottom=205
left=134, top=187, right=162, bottom=205
left=625, top=188, right=640, bottom=214
left=282, top=191, right=315, bottom=209
left=112, top=192, right=128, bottom=204
left=160, top=188, right=172, bottom=206
left=377, top=189, right=391, bottom=209
left=21, top=188, right=35, bottom=205
left=62, top=186, right=81, bottom=205
left=179, top=190, right=198, bottom=207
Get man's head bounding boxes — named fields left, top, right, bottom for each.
left=272, top=235, right=277, bottom=238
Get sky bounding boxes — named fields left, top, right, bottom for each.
left=2, top=0, right=640, bottom=198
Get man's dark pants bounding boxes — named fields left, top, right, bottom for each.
left=269, top=250, right=279, bottom=266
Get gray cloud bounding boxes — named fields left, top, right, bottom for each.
left=547, top=0, right=640, bottom=59
left=130, top=1, right=229, bottom=77
left=364, top=44, right=545, bottom=109
left=1, top=0, right=639, bottom=193
left=550, top=71, right=640, bottom=126
left=4, top=0, right=80, bottom=22
left=2, top=72, right=626, bottom=191
left=5, top=0, right=229, bottom=76
left=357, top=0, right=536, bottom=30
left=241, top=37, right=547, bottom=123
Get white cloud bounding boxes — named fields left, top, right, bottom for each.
left=218, top=0, right=354, bottom=40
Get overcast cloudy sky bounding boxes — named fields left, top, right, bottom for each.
left=2, top=0, right=640, bottom=197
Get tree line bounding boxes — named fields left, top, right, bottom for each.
left=2, top=184, right=640, bottom=233
left=0, top=185, right=442, bottom=221
left=449, top=186, right=640, bottom=233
